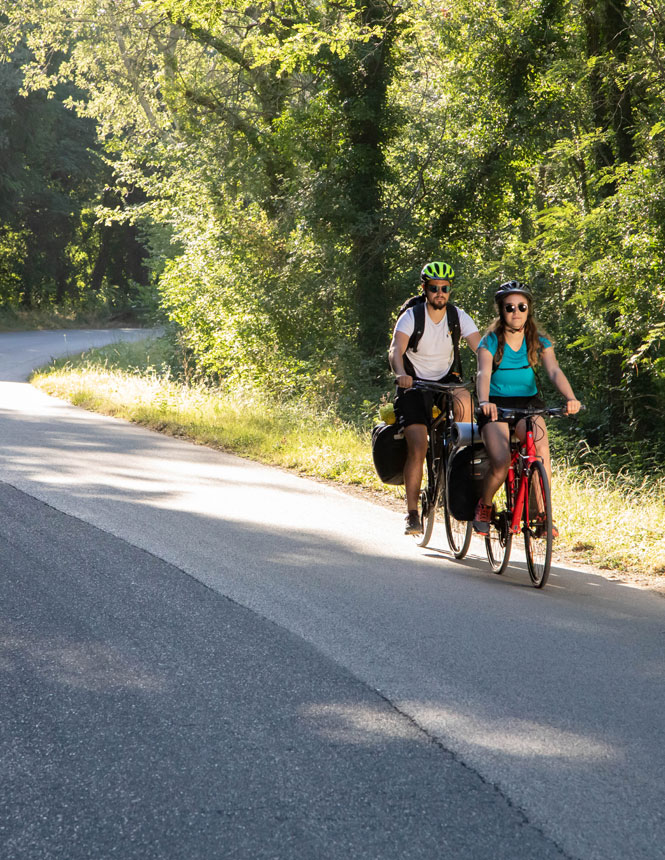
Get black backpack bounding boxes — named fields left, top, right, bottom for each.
left=397, top=295, right=463, bottom=379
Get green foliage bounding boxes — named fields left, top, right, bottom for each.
left=0, top=23, right=152, bottom=313
left=5, top=0, right=665, bottom=459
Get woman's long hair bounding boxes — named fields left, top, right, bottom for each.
left=486, top=297, right=551, bottom=368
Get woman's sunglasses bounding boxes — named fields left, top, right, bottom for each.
left=504, top=302, right=529, bottom=313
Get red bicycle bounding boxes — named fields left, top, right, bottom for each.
left=484, top=405, right=574, bottom=588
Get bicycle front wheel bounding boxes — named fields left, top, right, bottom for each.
left=485, top=480, right=513, bottom=575
left=443, top=477, right=472, bottom=558
left=418, top=468, right=442, bottom=547
left=523, top=460, right=553, bottom=588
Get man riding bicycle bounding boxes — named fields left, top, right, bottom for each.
left=389, top=261, right=481, bottom=535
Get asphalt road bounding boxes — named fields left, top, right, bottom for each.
left=0, top=329, right=663, bottom=859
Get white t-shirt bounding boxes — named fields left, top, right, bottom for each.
left=394, top=304, right=478, bottom=380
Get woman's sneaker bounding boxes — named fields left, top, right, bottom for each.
left=473, top=500, right=493, bottom=535
left=404, top=510, right=423, bottom=535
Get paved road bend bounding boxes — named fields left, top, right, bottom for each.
left=0, top=329, right=663, bottom=859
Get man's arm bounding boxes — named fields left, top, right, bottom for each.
left=388, top=330, right=413, bottom=388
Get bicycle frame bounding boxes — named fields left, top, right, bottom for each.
left=423, top=394, right=455, bottom=507
left=507, top=416, right=539, bottom=535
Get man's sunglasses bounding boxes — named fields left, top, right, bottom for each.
left=426, top=283, right=451, bottom=293
left=504, top=302, right=529, bottom=313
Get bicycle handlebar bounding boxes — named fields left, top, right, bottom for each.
left=477, top=404, right=586, bottom=421
left=410, top=379, right=473, bottom=393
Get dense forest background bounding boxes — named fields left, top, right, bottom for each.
left=1, top=0, right=664, bottom=466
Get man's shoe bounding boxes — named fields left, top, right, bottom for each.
left=404, top=510, right=423, bottom=535
left=473, top=500, right=493, bottom=536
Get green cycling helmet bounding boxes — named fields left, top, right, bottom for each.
left=421, top=261, right=455, bottom=284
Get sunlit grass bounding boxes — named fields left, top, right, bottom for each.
left=551, top=463, right=665, bottom=576
left=31, top=339, right=665, bottom=579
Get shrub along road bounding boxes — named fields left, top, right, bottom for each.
left=0, top=330, right=663, bottom=859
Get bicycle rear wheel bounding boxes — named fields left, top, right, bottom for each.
left=485, top=481, right=513, bottom=574
left=523, top=460, right=553, bottom=587
left=443, top=476, right=472, bottom=558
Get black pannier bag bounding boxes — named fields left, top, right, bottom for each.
left=447, top=443, right=490, bottom=521
left=372, top=422, right=407, bottom=485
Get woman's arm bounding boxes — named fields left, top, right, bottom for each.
left=476, top=347, right=497, bottom=419
left=541, top=347, right=581, bottom=414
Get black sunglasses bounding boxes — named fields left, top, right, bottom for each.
left=504, top=302, right=529, bottom=313
left=426, top=283, right=451, bottom=294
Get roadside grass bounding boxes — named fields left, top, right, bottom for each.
left=31, top=338, right=665, bottom=579
left=550, top=462, right=665, bottom=577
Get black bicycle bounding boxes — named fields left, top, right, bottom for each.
left=411, top=380, right=473, bottom=558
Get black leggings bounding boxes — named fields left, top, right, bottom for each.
left=476, top=395, right=544, bottom=431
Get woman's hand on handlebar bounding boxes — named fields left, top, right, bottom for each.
left=478, top=400, right=497, bottom=421
left=564, top=398, right=581, bottom=415
left=395, top=374, right=413, bottom=389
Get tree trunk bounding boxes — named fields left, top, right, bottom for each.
left=89, top=227, right=111, bottom=292
left=329, top=0, right=398, bottom=356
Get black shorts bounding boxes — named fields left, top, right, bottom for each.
left=476, top=395, right=545, bottom=431
left=395, top=372, right=462, bottom=429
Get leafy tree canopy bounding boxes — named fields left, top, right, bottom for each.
left=2, top=0, right=665, bottom=460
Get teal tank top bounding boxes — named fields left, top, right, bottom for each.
left=478, top=332, right=552, bottom=397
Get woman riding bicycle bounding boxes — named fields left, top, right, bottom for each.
left=473, top=281, right=581, bottom=537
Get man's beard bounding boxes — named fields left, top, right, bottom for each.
left=427, top=294, right=448, bottom=308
